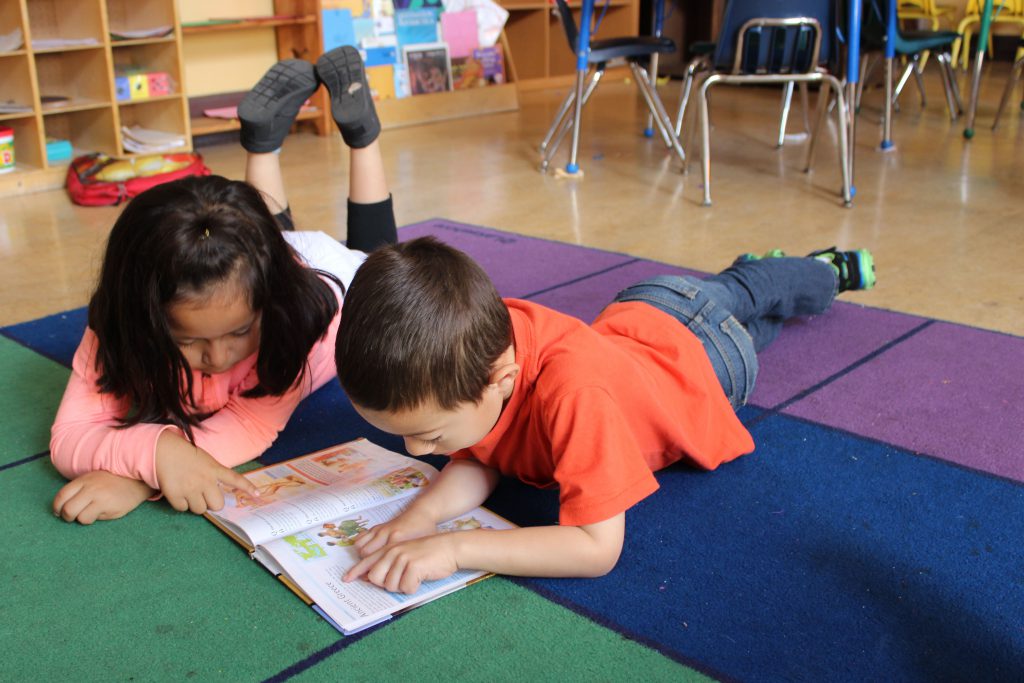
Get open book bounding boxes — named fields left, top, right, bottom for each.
left=206, top=438, right=514, bottom=634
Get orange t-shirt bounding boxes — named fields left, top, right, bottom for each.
left=451, top=299, right=755, bottom=526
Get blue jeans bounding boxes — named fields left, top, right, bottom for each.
left=613, top=257, right=837, bottom=409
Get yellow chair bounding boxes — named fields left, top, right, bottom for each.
left=898, top=0, right=957, bottom=29
left=953, top=0, right=1024, bottom=70
left=897, top=1, right=958, bottom=69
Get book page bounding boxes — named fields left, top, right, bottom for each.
left=208, top=440, right=437, bottom=547
left=254, top=500, right=514, bottom=634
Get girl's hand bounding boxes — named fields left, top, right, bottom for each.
left=344, top=534, right=458, bottom=594
left=352, top=509, right=439, bottom=558
left=155, top=431, right=259, bottom=514
left=53, top=471, right=155, bottom=524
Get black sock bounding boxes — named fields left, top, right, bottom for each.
left=273, top=206, right=295, bottom=231
left=346, top=195, right=397, bottom=251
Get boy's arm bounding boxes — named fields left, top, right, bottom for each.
left=345, top=513, right=625, bottom=594
left=353, top=458, right=501, bottom=556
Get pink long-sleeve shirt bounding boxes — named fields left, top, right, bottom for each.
left=49, top=309, right=341, bottom=490
left=50, top=230, right=362, bottom=490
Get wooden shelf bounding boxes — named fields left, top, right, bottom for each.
left=182, top=15, right=316, bottom=35
left=499, top=0, right=640, bottom=89
left=0, top=0, right=191, bottom=197
left=31, top=43, right=106, bottom=54
left=190, top=106, right=322, bottom=136
left=110, top=36, right=176, bottom=47
left=41, top=100, right=111, bottom=114
left=378, top=84, right=519, bottom=129
left=118, top=94, right=184, bottom=106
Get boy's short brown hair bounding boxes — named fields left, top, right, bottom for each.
left=335, top=236, right=512, bottom=411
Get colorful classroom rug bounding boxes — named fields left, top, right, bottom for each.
left=2, top=220, right=1022, bottom=682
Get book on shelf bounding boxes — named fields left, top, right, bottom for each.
left=405, top=42, right=453, bottom=94
left=121, top=125, right=186, bottom=154
left=109, top=26, right=173, bottom=40
left=452, top=46, right=506, bottom=89
left=0, top=100, right=33, bottom=114
left=0, top=27, right=23, bottom=52
left=205, top=438, right=515, bottom=635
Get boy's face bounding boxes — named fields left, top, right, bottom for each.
left=352, top=384, right=506, bottom=457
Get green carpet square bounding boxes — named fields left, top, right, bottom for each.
left=0, top=336, right=69, bottom=465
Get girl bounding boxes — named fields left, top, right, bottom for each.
left=51, top=46, right=392, bottom=524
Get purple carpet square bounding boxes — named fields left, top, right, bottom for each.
left=750, top=304, right=929, bottom=407
left=783, top=322, right=1024, bottom=482
left=400, top=219, right=633, bottom=298
left=528, top=259, right=703, bottom=322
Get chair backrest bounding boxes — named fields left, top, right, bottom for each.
left=554, top=0, right=579, bottom=55
left=860, top=0, right=889, bottom=50
left=713, top=0, right=837, bottom=73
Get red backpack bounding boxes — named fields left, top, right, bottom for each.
left=66, top=152, right=211, bottom=206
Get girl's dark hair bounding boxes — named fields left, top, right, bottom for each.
left=89, top=175, right=339, bottom=441
left=336, top=236, right=512, bottom=411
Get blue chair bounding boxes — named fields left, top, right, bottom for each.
left=855, top=0, right=963, bottom=123
left=674, top=40, right=812, bottom=148
left=695, top=0, right=851, bottom=207
left=538, top=0, right=685, bottom=174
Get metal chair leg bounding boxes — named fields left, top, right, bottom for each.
left=699, top=75, right=721, bottom=206
left=882, top=56, right=895, bottom=149
left=993, top=54, right=1024, bottom=130
left=541, top=69, right=603, bottom=172
left=856, top=53, right=877, bottom=111
left=964, top=47, right=986, bottom=135
left=540, top=86, right=577, bottom=153
left=633, top=63, right=674, bottom=150
left=674, top=56, right=707, bottom=138
left=799, top=82, right=811, bottom=133
left=936, top=52, right=961, bottom=121
left=777, top=82, right=795, bottom=147
left=804, top=82, right=830, bottom=172
left=893, top=59, right=916, bottom=111
left=629, top=61, right=686, bottom=166
left=912, top=55, right=928, bottom=108
left=946, top=52, right=964, bottom=112
left=645, top=52, right=660, bottom=137
left=825, top=74, right=853, bottom=207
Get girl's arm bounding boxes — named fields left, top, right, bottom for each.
left=50, top=329, right=174, bottom=489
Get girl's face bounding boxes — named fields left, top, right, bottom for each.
left=166, top=278, right=261, bottom=375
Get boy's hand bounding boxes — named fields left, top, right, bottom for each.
left=352, top=510, right=438, bottom=558
left=344, top=533, right=458, bottom=594
left=53, top=471, right=155, bottom=524
left=155, top=431, right=259, bottom=514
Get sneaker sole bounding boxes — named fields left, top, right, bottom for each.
left=855, top=249, right=876, bottom=289
left=315, top=46, right=369, bottom=122
left=237, top=59, right=318, bottom=126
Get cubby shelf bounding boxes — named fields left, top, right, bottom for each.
left=0, top=0, right=191, bottom=197
left=497, top=0, right=639, bottom=90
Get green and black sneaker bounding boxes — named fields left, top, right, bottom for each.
left=808, top=247, right=876, bottom=292
left=737, top=248, right=788, bottom=262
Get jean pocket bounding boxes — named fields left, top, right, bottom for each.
left=717, top=314, right=758, bottom=406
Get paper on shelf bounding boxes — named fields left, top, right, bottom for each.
left=0, top=27, right=23, bottom=52
left=110, top=26, right=173, bottom=40
left=442, top=0, right=507, bottom=47
left=32, top=37, right=100, bottom=49
left=0, top=100, right=32, bottom=114
left=121, top=125, right=186, bottom=153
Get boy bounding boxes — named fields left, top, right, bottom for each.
left=336, top=237, right=875, bottom=594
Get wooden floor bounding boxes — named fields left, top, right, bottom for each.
left=2, top=67, right=1022, bottom=335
